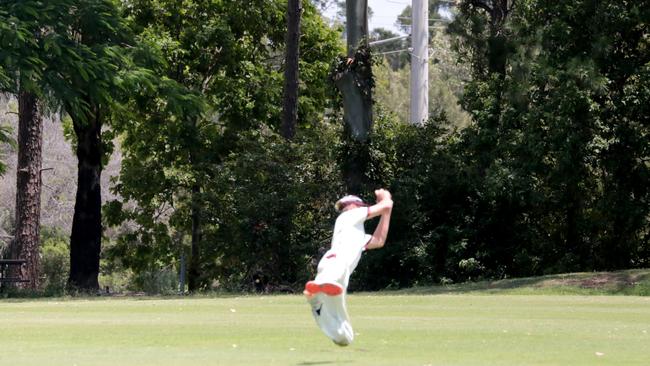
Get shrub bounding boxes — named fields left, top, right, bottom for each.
left=40, top=228, right=69, bottom=295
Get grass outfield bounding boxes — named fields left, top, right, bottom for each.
left=1, top=292, right=649, bottom=365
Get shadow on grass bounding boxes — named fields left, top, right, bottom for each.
left=393, top=269, right=650, bottom=296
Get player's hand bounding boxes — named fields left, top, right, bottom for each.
left=374, top=189, right=392, bottom=202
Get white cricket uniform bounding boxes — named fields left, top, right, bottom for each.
left=308, top=207, right=371, bottom=346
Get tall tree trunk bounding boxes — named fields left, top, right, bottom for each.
left=345, top=0, right=368, bottom=56
left=281, top=0, right=302, bottom=140
left=334, top=0, right=372, bottom=142
left=334, top=0, right=372, bottom=193
left=9, top=89, right=43, bottom=290
left=188, top=183, right=202, bottom=292
left=186, top=114, right=203, bottom=292
left=68, top=105, right=102, bottom=292
left=340, top=133, right=370, bottom=194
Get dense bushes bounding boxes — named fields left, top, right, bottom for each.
left=201, top=124, right=345, bottom=291
left=103, top=121, right=346, bottom=292
left=103, top=98, right=648, bottom=292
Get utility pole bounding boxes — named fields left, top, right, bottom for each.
left=410, top=0, right=429, bottom=125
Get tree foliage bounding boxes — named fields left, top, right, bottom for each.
left=439, top=0, right=650, bottom=279
left=2, top=0, right=648, bottom=294
left=201, top=124, right=344, bottom=290
left=104, top=0, right=342, bottom=290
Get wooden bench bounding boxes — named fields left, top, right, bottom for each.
left=0, top=259, right=29, bottom=283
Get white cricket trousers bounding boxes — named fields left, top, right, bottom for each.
left=308, top=252, right=355, bottom=346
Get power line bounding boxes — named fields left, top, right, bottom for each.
left=398, top=16, right=453, bottom=23
left=369, top=34, right=410, bottom=46
left=376, top=48, right=411, bottom=56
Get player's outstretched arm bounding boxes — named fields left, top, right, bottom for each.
left=367, top=189, right=392, bottom=219
left=366, top=189, right=393, bottom=250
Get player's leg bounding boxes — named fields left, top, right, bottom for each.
left=330, top=293, right=354, bottom=346
left=305, top=250, right=353, bottom=345
left=308, top=291, right=354, bottom=346
left=304, top=251, right=345, bottom=296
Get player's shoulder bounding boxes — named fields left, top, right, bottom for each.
left=338, top=206, right=366, bottom=216
left=337, top=207, right=367, bottom=222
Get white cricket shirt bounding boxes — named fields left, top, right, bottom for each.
left=330, top=206, right=372, bottom=273
left=315, top=207, right=371, bottom=288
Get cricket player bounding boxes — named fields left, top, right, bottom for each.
left=304, top=189, right=393, bottom=346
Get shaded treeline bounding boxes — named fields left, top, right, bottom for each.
left=0, top=0, right=647, bottom=293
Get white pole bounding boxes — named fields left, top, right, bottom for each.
left=410, top=0, right=429, bottom=125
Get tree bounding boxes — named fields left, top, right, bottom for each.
left=114, top=0, right=290, bottom=292
left=450, top=0, right=516, bottom=77
left=331, top=0, right=374, bottom=196
left=0, top=1, right=129, bottom=291
left=439, top=0, right=522, bottom=277
left=333, top=0, right=372, bottom=142
left=11, top=89, right=43, bottom=289
left=106, top=0, right=341, bottom=291
left=0, top=1, right=65, bottom=289
left=202, top=125, right=344, bottom=291
left=512, top=0, right=650, bottom=271
left=449, top=0, right=517, bottom=171
left=441, top=0, right=649, bottom=277
left=58, top=1, right=130, bottom=291
left=281, top=0, right=302, bottom=140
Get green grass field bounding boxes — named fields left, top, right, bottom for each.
left=1, top=285, right=649, bottom=366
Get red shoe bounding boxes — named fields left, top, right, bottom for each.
left=304, top=281, right=343, bottom=296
